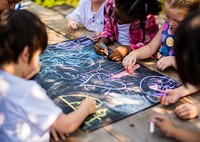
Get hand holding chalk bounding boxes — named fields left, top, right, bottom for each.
left=81, top=98, right=97, bottom=114
left=150, top=115, right=176, bottom=137
left=93, top=32, right=102, bottom=42
left=122, top=51, right=137, bottom=73
left=67, top=20, right=78, bottom=32
left=100, top=43, right=109, bottom=56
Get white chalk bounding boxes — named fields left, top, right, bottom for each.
left=150, top=121, right=155, bottom=133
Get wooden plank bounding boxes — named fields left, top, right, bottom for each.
left=46, top=27, right=68, bottom=44
left=103, top=101, right=200, bottom=142
left=51, top=129, right=119, bottom=142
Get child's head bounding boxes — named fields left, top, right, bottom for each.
left=175, top=11, right=200, bottom=86
left=114, top=0, right=162, bottom=24
left=0, top=9, right=47, bottom=70
left=164, top=0, right=200, bottom=33
left=0, top=0, right=21, bottom=12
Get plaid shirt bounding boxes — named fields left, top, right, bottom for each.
left=101, top=0, right=159, bottom=50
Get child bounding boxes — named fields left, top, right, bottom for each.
left=0, top=10, right=96, bottom=142
left=150, top=11, right=200, bottom=141
left=0, top=0, right=21, bottom=12
left=123, top=0, right=200, bottom=72
left=94, top=0, right=162, bottom=61
left=66, top=0, right=105, bottom=41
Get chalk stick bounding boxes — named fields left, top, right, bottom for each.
left=150, top=121, right=154, bottom=133
left=100, top=43, right=108, bottom=56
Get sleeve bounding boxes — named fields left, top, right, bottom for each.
left=130, top=15, right=159, bottom=50
left=66, top=0, right=85, bottom=23
left=22, top=83, right=62, bottom=136
left=100, top=0, right=116, bottom=42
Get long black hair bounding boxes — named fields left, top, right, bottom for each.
left=175, top=11, right=200, bottom=85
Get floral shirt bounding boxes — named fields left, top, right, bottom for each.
left=101, top=0, right=159, bottom=50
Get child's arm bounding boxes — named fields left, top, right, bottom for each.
left=51, top=98, right=96, bottom=134
left=151, top=115, right=200, bottom=142
left=123, top=27, right=163, bottom=72
left=159, top=83, right=199, bottom=105
left=174, top=103, right=200, bottom=119
left=66, top=0, right=85, bottom=32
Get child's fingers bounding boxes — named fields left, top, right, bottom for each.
left=67, top=24, right=74, bottom=33
left=122, top=58, right=134, bottom=72
left=159, top=96, right=168, bottom=105
left=174, top=104, right=185, bottom=113
left=50, top=128, right=59, bottom=141
left=58, top=132, right=66, bottom=140
left=71, top=22, right=77, bottom=30
left=108, top=51, right=122, bottom=61
left=93, top=44, right=105, bottom=55
left=176, top=111, right=189, bottom=119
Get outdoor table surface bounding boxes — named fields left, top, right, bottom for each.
left=24, top=1, right=200, bottom=142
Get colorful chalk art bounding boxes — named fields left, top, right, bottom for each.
left=33, top=37, right=181, bottom=132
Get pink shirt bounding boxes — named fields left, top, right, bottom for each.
left=101, top=0, right=159, bottom=50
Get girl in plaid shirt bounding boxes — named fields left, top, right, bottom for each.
left=93, top=0, right=162, bottom=61
left=123, top=0, right=200, bottom=72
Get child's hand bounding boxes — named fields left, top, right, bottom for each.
left=93, top=42, right=108, bottom=55
left=174, top=103, right=199, bottom=119
left=50, top=126, right=69, bottom=141
left=157, top=56, right=176, bottom=71
left=123, top=51, right=137, bottom=73
left=158, top=89, right=181, bottom=105
left=108, top=45, right=131, bottom=62
left=150, top=115, right=176, bottom=137
left=67, top=20, right=78, bottom=33
left=80, top=98, right=96, bottom=114
left=108, top=48, right=123, bottom=61
left=93, top=32, right=102, bottom=43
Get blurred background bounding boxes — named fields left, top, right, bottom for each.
left=32, top=0, right=79, bottom=7
left=31, top=0, right=164, bottom=9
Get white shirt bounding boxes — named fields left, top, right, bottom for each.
left=66, top=0, right=105, bottom=32
left=0, top=70, right=62, bottom=142
left=117, top=23, right=131, bottom=45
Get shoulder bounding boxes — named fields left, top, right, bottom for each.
left=146, top=14, right=158, bottom=21
left=142, top=14, right=159, bottom=27
left=104, top=0, right=115, bottom=15
left=105, top=0, right=115, bottom=7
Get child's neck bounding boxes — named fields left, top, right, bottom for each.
left=91, top=0, right=105, bottom=12
left=1, top=64, right=23, bottom=78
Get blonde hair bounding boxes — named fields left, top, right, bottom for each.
left=165, top=0, right=200, bottom=12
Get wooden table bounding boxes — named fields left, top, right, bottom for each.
left=25, top=1, right=200, bottom=142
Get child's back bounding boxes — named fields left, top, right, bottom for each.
left=0, top=71, right=62, bottom=141
left=0, top=9, right=96, bottom=142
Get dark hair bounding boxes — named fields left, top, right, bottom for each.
left=0, top=9, right=47, bottom=66
left=175, top=11, right=200, bottom=85
left=115, top=0, right=162, bottom=20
